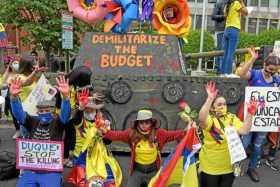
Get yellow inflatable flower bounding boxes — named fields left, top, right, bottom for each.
left=152, top=0, right=192, bottom=41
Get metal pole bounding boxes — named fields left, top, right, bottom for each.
left=0, top=48, right=4, bottom=72
left=66, top=50, right=70, bottom=73
left=192, top=0, right=207, bottom=76
left=198, top=0, right=207, bottom=71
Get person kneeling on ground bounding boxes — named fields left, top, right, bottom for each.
left=10, top=76, right=71, bottom=187
left=100, top=109, right=194, bottom=187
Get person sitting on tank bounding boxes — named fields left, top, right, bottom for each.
left=99, top=108, right=195, bottom=187
left=9, top=75, right=71, bottom=187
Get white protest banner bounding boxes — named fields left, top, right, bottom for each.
left=245, top=87, right=280, bottom=132
left=273, top=40, right=280, bottom=58
left=225, top=127, right=247, bottom=164
left=22, top=74, right=57, bottom=116
left=16, top=139, right=64, bottom=172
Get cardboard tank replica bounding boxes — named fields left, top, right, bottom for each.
left=70, top=32, right=247, bottom=152
left=66, top=0, right=248, bottom=152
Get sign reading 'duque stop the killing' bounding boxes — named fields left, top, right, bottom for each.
left=16, top=139, right=64, bottom=171
left=74, top=32, right=185, bottom=76
left=244, top=87, right=280, bottom=132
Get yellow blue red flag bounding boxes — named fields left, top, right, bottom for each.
left=149, top=127, right=201, bottom=187
left=0, top=23, right=8, bottom=48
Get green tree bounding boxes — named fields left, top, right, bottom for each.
left=181, top=30, right=215, bottom=66
left=0, top=0, right=98, bottom=62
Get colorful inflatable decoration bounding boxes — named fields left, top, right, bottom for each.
left=104, top=0, right=138, bottom=33
left=139, top=0, right=154, bottom=21
left=152, top=0, right=192, bottom=42
left=67, top=0, right=108, bottom=23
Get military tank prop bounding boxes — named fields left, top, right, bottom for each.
left=72, top=32, right=247, bottom=152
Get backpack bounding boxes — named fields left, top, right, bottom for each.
left=0, top=151, right=20, bottom=180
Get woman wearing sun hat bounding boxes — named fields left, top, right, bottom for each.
left=101, top=109, right=194, bottom=187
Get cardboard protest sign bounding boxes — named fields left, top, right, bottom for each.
left=245, top=87, right=280, bottom=132
left=16, top=139, right=64, bottom=172
left=74, top=32, right=185, bottom=76
left=22, top=74, right=57, bottom=115
left=273, top=40, right=280, bottom=58
left=225, top=127, right=247, bottom=164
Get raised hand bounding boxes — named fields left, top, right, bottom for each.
left=205, top=81, right=218, bottom=100
left=56, top=75, right=69, bottom=99
left=10, top=76, right=22, bottom=96
left=93, top=92, right=105, bottom=101
left=33, top=66, right=48, bottom=73
left=248, top=47, right=259, bottom=60
left=247, top=98, right=259, bottom=115
left=77, top=88, right=89, bottom=108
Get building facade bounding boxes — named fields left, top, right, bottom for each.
left=189, top=0, right=280, bottom=34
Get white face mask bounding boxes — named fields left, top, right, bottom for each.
left=12, top=62, right=19, bottom=72
left=84, top=111, right=96, bottom=121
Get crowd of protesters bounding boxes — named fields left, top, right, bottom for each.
left=0, top=46, right=278, bottom=187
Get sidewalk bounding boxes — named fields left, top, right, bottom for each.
left=0, top=125, right=280, bottom=187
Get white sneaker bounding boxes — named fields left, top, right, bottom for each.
left=224, top=74, right=240, bottom=78
left=12, top=130, right=21, bottom=139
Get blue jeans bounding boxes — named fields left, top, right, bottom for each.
left=222, top=27, right=240, bottom=74
left=241, top=132, right=267, bottom=169
left=215, top=32, right=224, bottom=73
left=17, top=170, right=62, bottom=187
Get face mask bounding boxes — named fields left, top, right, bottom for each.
left=84, top=111, right=96, bottom=121
left=215, top=106, right=227, bottom=117
left=38, top=112, right=53, bottom=124
left=12, top=63, right=19, bottom=72
left=137, top=126, right=151, bottom=135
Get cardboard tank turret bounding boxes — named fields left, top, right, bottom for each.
left=73, top=32, right=247, bottom=152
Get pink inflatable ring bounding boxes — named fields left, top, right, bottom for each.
left=67, top=0, right=108, bottom=23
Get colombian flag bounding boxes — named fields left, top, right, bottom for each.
left=0, top=23, right=8, bottom=48
left=149, top=128, right=201, bottom=187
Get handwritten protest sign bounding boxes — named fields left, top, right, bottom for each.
left=245, top=87, right=280, bottom=132
left=22, top=74, right=57, bottom=116
left=273, top=40, right=280, bottom=58
left=74, top=32, right=185, bottom=76
left=225, top=127, right=247, bottom=164
left=16, top=139, right=64, bottom=171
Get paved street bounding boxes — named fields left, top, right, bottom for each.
left=0, top=123, right=279, bottom=187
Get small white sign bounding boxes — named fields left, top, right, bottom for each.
left=273, top=40, right=280, bottom=58
left=62, top=13, right=73, bottom=49
left=225, top=126, right=247, bottom=164
left=16, top=139, right=64, bottom=171
left=244, top=87, right=280, bottom=132
left=22, top=74, right=57, bottom=116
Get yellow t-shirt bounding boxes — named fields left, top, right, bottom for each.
left=199, top=113, right=243, bottom=175
left=74, top=120, right=96, bottom=157
left=225, top=1, right=242, bottom=29
left=135, top=140, right=158, bottom=165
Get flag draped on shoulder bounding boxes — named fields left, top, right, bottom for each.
left=67, top=120, right=122, bottom=187
left=149, top=127, right=201, bottom=187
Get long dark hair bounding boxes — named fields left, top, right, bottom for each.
left=129, top=119, right=158, bottom=147
left=225, top=0, right=235, bottom=17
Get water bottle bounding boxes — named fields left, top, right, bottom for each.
left=233, top=162, right=241, bottom=177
